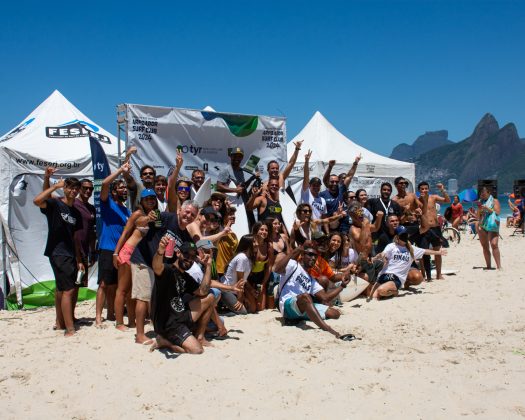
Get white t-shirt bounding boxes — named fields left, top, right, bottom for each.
left=329, top=248, right=358, bottom=268
left=220, top=253, right=252, bottom=286
left=300, top=188, right=327, bottom=220
left=378, top=243, right=425, bottom=286
left=278, top=260, right=323, bottom=314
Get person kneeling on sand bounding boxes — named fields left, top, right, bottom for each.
left=273, top=241, right=355, bottom=341
left=369, top=226, right=447, bottom=300
left=150, top=239, right=215, bottom=354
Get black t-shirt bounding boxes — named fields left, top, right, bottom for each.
left=151, top=264, right=199, bottom=334
left=130, top=212, right=193, bottom=267
left=40, top=198, right=83, bottom=258
left=366, top=198, right=402, bottom=238
left=375, top=230, right=395, bottom=254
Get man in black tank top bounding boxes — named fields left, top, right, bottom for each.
left=246, top=178, right=284, bottom=224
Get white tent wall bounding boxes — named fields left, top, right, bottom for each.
left=285, top=112, right=415, bottom=201
left=0, top=91, right=120, bottom=309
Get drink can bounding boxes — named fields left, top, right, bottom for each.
left=165, top=230, right=176, bottom=258
left=154, top=209, right=162, bottom=227
left=76, top=269, right=84, bottom=286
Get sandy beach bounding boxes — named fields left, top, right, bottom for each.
left=1, top=226, right=524, bottom=419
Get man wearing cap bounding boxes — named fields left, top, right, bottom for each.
left=392, top=177, right=421, bottom=224
left=186, top=239, right=228, bottom=338
left=151, top=239, right=215, bottom=353
left=273, top=241, right=355, bottom=340
left=300, top=150, right=327, bottom=222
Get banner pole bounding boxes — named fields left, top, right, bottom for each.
left=1, top=224, right=6, bottom=309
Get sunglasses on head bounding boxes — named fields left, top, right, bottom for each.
left=178, top=186, right=191, bottom=192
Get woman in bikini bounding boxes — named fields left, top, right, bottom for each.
left=112, top=189, right=158, bottom=333
left=290, top=203, right=346, bottom=247
left=244, top=222, right=275, bottom=312
left=477, top=186, right=502, bottom=270
left=262, top=217, right=289, bottom=308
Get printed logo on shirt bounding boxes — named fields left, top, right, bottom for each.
left=170, top=296, right=185, bottom=313
left=393, top=251, right=410, bottom=263
left=60, top=212, right=77, bottom=225
left=296, top=273, right=312, bottom=293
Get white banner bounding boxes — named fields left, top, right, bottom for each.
left=124, top=105, right=287, bottom=182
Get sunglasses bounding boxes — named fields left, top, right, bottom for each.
left=304, top=251, right=318, bottom=258
left=193, top=176, right=204, bottom=180
left=348, top=195, right=356, bottom=199
left=81, top=186, right=94, bottom=191
left=142, top=172, right=155, bottom=176
left=178, top=186, right=191, bottom=192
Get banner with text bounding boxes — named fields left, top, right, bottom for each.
left=125, top=105, right=287, bottom=183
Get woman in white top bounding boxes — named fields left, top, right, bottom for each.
left=370, top=226, right=447, bottom=300
left=217, top=234, right=256, bottom=315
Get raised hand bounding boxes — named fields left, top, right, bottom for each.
left=121, top=162, right=131, bottom=173
left=44, top=167, right=57, bottom=178
left=175, top=150, right=183, bottom=168
left=328, top=160, right=336, bottom=167
left=293, top=139, right=304, bottom=149
left=305, top=150, right=312, bottom=162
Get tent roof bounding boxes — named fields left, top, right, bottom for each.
left=287, top=111, right=412, bottom=169
left=0, top=90, right=120, bottom=160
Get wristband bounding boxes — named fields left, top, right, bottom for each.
left=113, top=253, right=118, bottom=256
left=352, top=161, right=358, bottom=166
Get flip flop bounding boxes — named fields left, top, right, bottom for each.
left=339, top=333, right=360, bottom=342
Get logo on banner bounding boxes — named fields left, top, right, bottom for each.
left=0, top=118, right=35, bottom=143
left=201, top=111, right=259, bottom=137
left=177, top=145, right=203, bottom=156
left=46, top=120, right=111, bottom=144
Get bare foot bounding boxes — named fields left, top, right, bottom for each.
left=115, top=323, right=129, bottom=332
left=436, top=276, right=445, bottom=280
left=218, top=327, right=229, bottom=337
left=135, top=334, right=154, bottom=345
left=127, top=323, right=136, bottom=329
left=64, top=329, right=76, bottom=337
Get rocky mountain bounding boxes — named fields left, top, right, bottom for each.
left=390, top=130, right=453, bottom=161
left=412, top=114, right=525, bottom=192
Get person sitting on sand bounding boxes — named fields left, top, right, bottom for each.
left=369, top=226, right=447, bottom=300
left=151, top=240, right=215, bottom=354
left=273, top=241, right=355, bottom=340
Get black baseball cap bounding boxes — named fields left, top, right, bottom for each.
left=309, top=177, right=322, bottom=185
left=179, top=242, right=197, bottom=255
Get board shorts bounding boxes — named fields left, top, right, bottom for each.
left=118, top=243, right=135, bottom=266
left=377, top=273, right=402, bottom=290
left=98, top=249, right=118, bottom=285
left=163, top=310, right=194, bottom=347
left=421, top=226, right=448, bottom=248
left=131, top=263, right=154, bottom=301
left=49, top=255, right=78, bottom=292
left=283, top=295, right=328, bottom=320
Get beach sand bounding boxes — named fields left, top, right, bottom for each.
left=1, top=227, right=524, bottom=419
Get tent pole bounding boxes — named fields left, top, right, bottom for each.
left=1, top=224, right=6, bottom=309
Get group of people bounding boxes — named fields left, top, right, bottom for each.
left=34, top=142, right=504, bottom=352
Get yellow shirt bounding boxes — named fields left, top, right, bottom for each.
left=215, top=232, right=239, bottom=274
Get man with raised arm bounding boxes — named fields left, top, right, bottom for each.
left=321, top=156, right=361, bottom=213
left=273, top=241, right=355, bottom=340
left=33, top=177, right=84, bottom=337
left=300, top=150, right=327, bottom=222
left=417, top=181, right=450, bottom=280
left=151, top=240, right=215, bottom=354
left=265, top=139, right=303, bottom=188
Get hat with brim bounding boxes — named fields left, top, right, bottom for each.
left=196, top=239, right=217, bottom=250
left=140, top=189, right=156, bottom=199
left=210, top=192, right=227, bottom=201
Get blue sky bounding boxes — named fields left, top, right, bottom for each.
left=1, top=0, right=523, bottom=156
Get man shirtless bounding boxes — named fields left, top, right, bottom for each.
left=392, top=177, right=421, bottom=223
left=417, top=181, right=450, bottom=280
left=347, top=202, right=384, bottom=283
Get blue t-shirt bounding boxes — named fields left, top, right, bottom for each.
left=98, top=198, right=131, bottom=251
left=319, top=184, right=347, bottom=216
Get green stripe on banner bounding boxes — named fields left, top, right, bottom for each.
left=6, top=281, right=96, bottom=310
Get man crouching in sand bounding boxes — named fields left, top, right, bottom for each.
left=151, top=239, right=215, bottom=354
left=274, top=241, right=356, bottom=341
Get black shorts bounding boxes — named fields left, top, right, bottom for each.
left=49, top=255, right=78, bottom=292
left=422, top=226, right=447, bottom=248
left=163, top=310, right=194, bottom=347
left=98, top=250, right=118, bottom=285
left=377, top=273, right=402, bottom=290
left=248, top=270, right=265, bottom=286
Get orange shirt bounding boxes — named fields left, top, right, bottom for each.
left=308, top=256, right=334, bottom=280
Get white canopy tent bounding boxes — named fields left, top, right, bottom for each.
left=286, top=111, right=415, bottom=200
left=0, top=90, right=120, bottom=309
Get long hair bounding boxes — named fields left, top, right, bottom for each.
left=394, top=235, right=415, bottom=260
left=324, top=231, right=344, bottom=268
left=235, top=234, right=255, bottom=262
left=251, top=221, right=270, bottom=244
